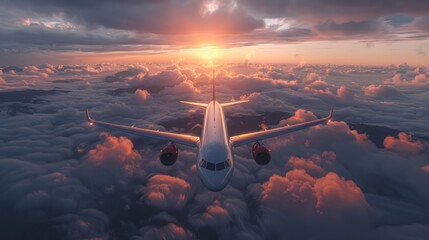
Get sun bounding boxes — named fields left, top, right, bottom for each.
left=184, top=46, right=222, bottom=65
left=196, top=46, right=220, bottom=60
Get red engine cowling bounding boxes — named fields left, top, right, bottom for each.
left=160, top=143, right=178, bottom=166
left=252, top=142, right=271, bottom=165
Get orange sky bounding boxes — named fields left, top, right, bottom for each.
left=1, top=1, right=428, bottom=66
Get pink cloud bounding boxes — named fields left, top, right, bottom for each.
left=261, top=169, right=366, bottom=215
left=261, top=169, right=317, bottom=214
left=86, top=132, right=142, bottom=174
left=204, top=200, right=229, bottom=219
left=287, top=152, right=336, bottom=177
left=303, top=72, right=322, bottom=84
left=159, top=79, right=200, bottom=96
left=134, top=89, right=151, bottom=102
left=384, top=132, right=428, bottom=155
left=384, top=73, right=429, bottom=87
left=363, top=84, right=399, bottom=98
left=313, top=172, right=366, bottom=214
left=337, top=86, right=355, bottom=100
left=279, top=109, right=317, bottom=126
left=144, top=175, right=191, bottom=211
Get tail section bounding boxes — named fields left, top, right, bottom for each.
left=220, top=100, right=249, bottom=107
left=180, top=69, right=250, bottom=108
left=212, top=68, right=216, bottom=103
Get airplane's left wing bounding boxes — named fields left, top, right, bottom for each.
left=230, top=108, right=333, bottom=147
left=86, top=110, right=200, bottom=147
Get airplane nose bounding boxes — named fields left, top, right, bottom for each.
left=206, top=178, right=227, bottom=192
left=201, top=169, right=232, bottom=192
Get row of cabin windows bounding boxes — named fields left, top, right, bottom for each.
left=199, top=159, right=231, bottom=171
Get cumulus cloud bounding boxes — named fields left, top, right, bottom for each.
left=279, top=109, right=317, bottom=125
left=363, top=84, right=400, bottom=98
left=141, top=175, right=191, bottom=211
left=337, top=85, right=355, bottom=100
left=286, top=152, right=336, bottom=177
left=384, top=132, right=429, bottom=155
left=133, top=223, right=193, bottom=240
left=385, top=73, right=429, bottom=87
left=134, top=89, right=151, bottom=102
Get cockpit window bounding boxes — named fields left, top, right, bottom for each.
left=206, top=162, right=216, bottom=171
left=216, top=162, right=225, bottom=171
left=199, top=159, right=230, bottom=171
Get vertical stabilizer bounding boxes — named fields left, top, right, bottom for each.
left=212, top=68, right=216, bottom=124
left=212, top=68, right=216, bottom=103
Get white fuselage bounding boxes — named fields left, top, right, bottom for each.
left=196, top=101, right=234, bottom=191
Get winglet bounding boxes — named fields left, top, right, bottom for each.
left=328, top=107, right=334, bottom=119
left=86, top=109, right=94, bottom=122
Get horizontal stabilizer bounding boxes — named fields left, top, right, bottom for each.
left=180, top=101, right=208, bottom=107
left=220, top=100, right=249, bottom=107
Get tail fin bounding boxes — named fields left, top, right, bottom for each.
left=220, top=100, right=249, bottom=107
left=180, top=101, right=208, bottom=107
left=212, top=68, right=216, bottom=103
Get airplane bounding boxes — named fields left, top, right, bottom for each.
left=86, top=70, right=333, bottom=191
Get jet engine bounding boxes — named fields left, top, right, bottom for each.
left=160, top=143, right=178, bottom=166
left=252, top=142, right=271, bottom=165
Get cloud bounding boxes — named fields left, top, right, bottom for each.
left=279, top=109, right=317, bottom=125
left=86, top=132, right=142, bottom=168
left=314, top=19, right=386, bottom=38
left=384, top=132, right=429, bottom=155
left=52, top=208, right=110, bottom=240
left=141, top=175, right=191, bottom=211
left=337, top=86, right=355, bottom=100
left=1, top=0, right=429, bottom=59
left=363, top=84, right=400, bottom=98
left=286, top=152, right=335, bottom=177
left=133, top=223, right=193, bottom=240
left=1, top=63, right=429, bottom=240
left=414, top=16, right=429, bottom=33
left=134, top=89, right=151, bottom=102
left=385, top=73, right=429, bottom=87
left=2, top=0, right=264, bottom=35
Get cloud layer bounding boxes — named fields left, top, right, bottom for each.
left=0, top=62, right=429, bottom=239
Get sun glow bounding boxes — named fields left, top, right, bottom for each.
left=185, top=46, right=222, bottom=65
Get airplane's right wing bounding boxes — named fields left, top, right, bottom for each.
left=86, top=110, right=200, bottom=147
left=230, top=108, right=333, bottom=147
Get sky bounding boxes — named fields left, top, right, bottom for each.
left=1, top=1, right=429, bottom=240
left=0, top=0, right=429, bottom=66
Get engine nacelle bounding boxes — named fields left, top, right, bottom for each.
left=252, top=142, right=271, bottom=165
left=160, top=143, right=178, bottom=166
